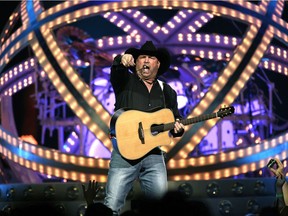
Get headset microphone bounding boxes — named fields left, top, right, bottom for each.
left=136, top=65, right=150, bottom=71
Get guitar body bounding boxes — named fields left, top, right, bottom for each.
left=110, top=105, right=235, bottom=160
left=111, top=108, right=175, bottom=160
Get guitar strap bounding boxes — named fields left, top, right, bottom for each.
left=157, top=80, right=170, bottom=109
left=158, top=79, right=164, bottom=90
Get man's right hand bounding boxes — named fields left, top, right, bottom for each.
left=121, top=54, right=135, bottom=67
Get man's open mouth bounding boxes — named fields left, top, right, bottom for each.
left=143, top=65, right=150, bottom=70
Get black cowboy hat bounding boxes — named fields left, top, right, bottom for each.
left=125, top=41, right=171, bottom=75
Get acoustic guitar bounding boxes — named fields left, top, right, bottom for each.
left=110, top=106, right=234, bottom=160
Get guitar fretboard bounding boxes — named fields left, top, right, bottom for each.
left=151, top=112, right=217, bottom=133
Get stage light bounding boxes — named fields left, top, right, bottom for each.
left=232, top=182, right=244, bottom=196
left=43, top=185, right=56, bottom=200
left=206, top=182, right=220, bottom=197
left=1, top=205, right=13, bottom=215
left=77, top=204, right=87, bottom=216
left=6, top=187, right=15, bottom=201
left=177, top=182, right=193, bottom=198
left=218, top=200, right=233, bottom=215
left=95, top=185, right=106, bottom=200
left=54, top=204, right=65, bottom=216
left=66, top=186, right=79, bottom=200
left=23, top=186, right=33, bottom=200
left=247, top=199, right=260, bottom=214
left=254, top=180, right=265, bottom=195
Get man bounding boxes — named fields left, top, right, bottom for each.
left=104, top=41, right=185, bottom=215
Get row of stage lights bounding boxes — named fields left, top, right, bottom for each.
left=0, top=179, right=278, bottom=216
left=3, top=0, right=279, bottom=49
left=104, top=9, right=214, bottom=36
left=0, top=41, right=287, bottom=97
left=0, top=179, right=273, bottom=201
left=0, top=124, right=288, bottom=181
left=0, top=1, right=287, bottom=93
left=1, top=0, right=287, bottom=71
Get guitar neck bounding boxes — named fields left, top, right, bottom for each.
left=183, top=112, right=217, bottom=126
left=152, top=112, right=218, bottom=133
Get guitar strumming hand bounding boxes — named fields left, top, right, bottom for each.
left=110, top=106, right=234, bottom=160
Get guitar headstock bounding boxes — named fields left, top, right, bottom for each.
left=217, top=106, right=235, bottom=118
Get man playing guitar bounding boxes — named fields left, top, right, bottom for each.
left=104, top=41, right=185, bottom=215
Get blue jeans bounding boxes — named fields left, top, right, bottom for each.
left=104, top=149, right=168, bottom=216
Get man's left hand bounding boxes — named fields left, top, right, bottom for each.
left=174, top=120, right=185, bottom=134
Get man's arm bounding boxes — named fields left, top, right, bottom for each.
left=110, top=54, right=131, bottom=94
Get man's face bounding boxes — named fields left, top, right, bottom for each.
left=136, top=54, right=160, bottom=80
